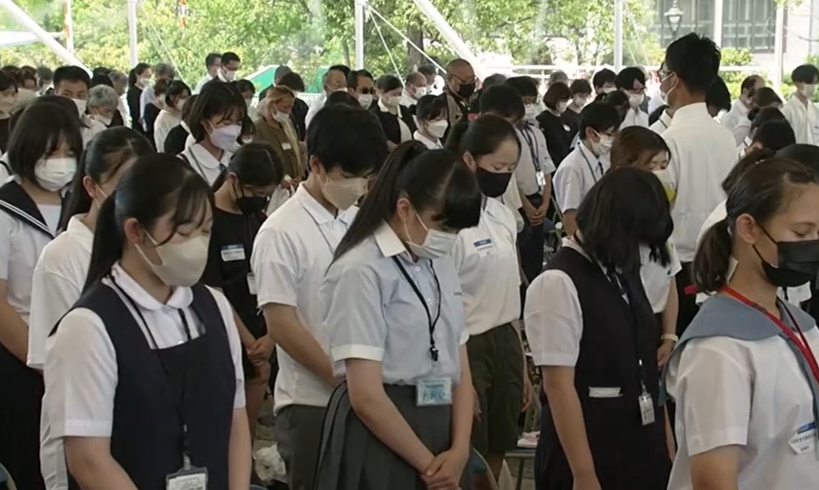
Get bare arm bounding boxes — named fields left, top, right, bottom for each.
left=64, top=437, right=139, bottom=490
left=450, top=345, right=473, bottom=452
left=689, top=446, right=740, bottom=490
left=228, top=408, right=252, bottom=490
left=541, top=174, right=553, bottom=211
left=0, top=279, right=30, bottom=363
left=562, top=210, right=578, bottom=237
left=346, top=358, right=435, bottom=472
left=263, top=303, right=335, bottom=386
left=662, top=280, right=679, bottom=337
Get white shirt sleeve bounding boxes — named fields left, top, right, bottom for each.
left=552, top=164, right=584, bottom=213
left=524, top=270, right=583, bottom=367
left=662, top=136, right=681, bottom=195
left=252, top=227, right=301, bottom=308
left=208, top=286, right=247, bottom=408
left=536, top=130, right=556, bottom=174
left=28, top=263, right=83, bottom=369
left=0, top=213, right=11, bottom=280
left=671, top=337, right=753, bottom=456
left=44, top=308, right=118, bottom=438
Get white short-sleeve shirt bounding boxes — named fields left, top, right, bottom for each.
left=620, top=108, right=649, bottom=129
left=453, top=198, right=521, bottom=336
left=782, top=95, right=819, bottom=145
left=553, top=143, right=609, bottom=214
left=251, top=185, right=357, bottom=412
left=413, top=131, right=443, bottom=150
left=153, top=109, right=182, bottom=151
left=80, top=116, right=107, bottom=147
left=639, top=241, right=682, bottom=314
left=666, top=327, right=819, bottom=490
left=514, top=123, right=556, bottom=197
left=499, top=175, right=525, bottom=233
left=649, top=110, right=672, bottom=135
left=182, top=143, right=232, bottom=186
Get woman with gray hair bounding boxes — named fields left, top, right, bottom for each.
left=86, top=84, right=120, bottom=128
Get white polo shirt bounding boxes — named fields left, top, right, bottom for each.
left=413, top=131, right=443, bottom=150
left=553, top=142, right=609, bottom=214
left=639, top=241, right=682, bottom=313
left=251, top=185, right=357, bottom=413
left=666, top=325, right=819, bottom=490
left=305, top=94, right=327, bottom=129
left=514, top=123, right=555, bottom=198
left=42, top=263, right=245, bottom=490
left=453, top=198, right=521, bottom=336
left=182, top=143, right=232, bottom=186
left=500, top=175, right=525, bottom=233
left=721, top=99, right=750, bottom=140
left=28, top=216, right=94, bottom=370
left=662, top=103, right=736, bottom=263
left=620, top=108, right=649, bottom=129
left=649, top=110, right=672, bottom=134
left=731, top=116, right=752, bottom=147
left=781, top=95, right=819, bottom=145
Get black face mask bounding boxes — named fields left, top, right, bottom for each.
left=753, top=227, right=819, bottom=288
left=457, top=82, right=476, bottom=100
left=476, top=168, right=513, bottom=198
left=236, top=194, right=268, bottom=215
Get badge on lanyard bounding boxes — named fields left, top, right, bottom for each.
left=638, top=389, right=655, bottom=426
left=166, top=464, right=208, bottom=490
left=536, top=170, right=546, bottom=188
left=417, top=377, right=453, bottom=406
left=220, top=244, right=245, bottom=262
left=789, top=421, right=818, bottom=455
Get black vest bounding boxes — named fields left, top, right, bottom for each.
left=535, top=247, right=670, bottom=490
left=54, top=281, right=235, bottom=490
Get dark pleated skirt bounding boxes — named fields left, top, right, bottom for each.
left=314, top=383, right=472, bottom=490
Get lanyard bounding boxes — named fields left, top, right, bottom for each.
left=520, top=125, right=542, bottom=174
left=392, top=256, right=442, bottom=362
left=112, top=279, right=196, bottom=462
left=723, top=286, right=819, bottom=384
left=578, top=143, right=603, bottom=183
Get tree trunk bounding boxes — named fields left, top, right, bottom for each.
left=342, top=39, right=351, bottom=68
left=407, top=15, right=425, bottom=71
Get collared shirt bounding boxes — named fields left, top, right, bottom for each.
left=138, top=84, right=156, bottom=130
left=181, top=143, right=232, bottom=185
left=662, top=102, right=736, bottom=262
left=28, top=215, right=94, bottom=370
left=320, top=223, right=468, bottom=385
left=731, top=115, right=752, bottom=146
left=553, top=142, right=609, bottom=213
left=736, top=136, right=751, bottom=160
left=379, top=99, right=412, bottom=143
left=500, top=175, right=525, bottom=233
left=252, top=185, right=357, bottom=412
left=413, top=130, right=442, bottom=149
left=305, top=94, right=327, bottom=129
left=722, top=99, right=750, bottom=140
left=400, top=89, right=418, bottom=108
left=639, top=242, right=682, bottom=313
left=153, top=109, right=182, bottom=151
left=649, top=110, right=673, bottom=135
left=620, top=108, right=649, bottom=129
left=193, top=73, right=215, bottom=94
left=81, top=115, right=106, bottom=147
left=453, top=198, right=521, bottom=336
left=514, top=123, right=556, bottom=197
left=782, top=95, right=819, bottom=145
left=41, top=264, right=245, bottom=490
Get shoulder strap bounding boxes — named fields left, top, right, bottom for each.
left=189, top=284, right=228, bottom=337
left=0, top=180, right=54, bottom=238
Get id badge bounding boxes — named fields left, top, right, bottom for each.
left=166, top=466, right=208, bottom=490
left=789, top=421, right=817, bottom=455
left=247, top=273, right=257, bottom=295
left=536, top=170, right=546, bottom=187
left=416, top=377, right=453, bottom=406
left=638, top=392, right=655, bottom=426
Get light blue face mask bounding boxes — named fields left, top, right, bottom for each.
left=209, top=124, right=242, bottom=151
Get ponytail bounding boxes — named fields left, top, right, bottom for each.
left=692, top=218, right=733, bottom=294
left=443, top=120, right=469, bottom=153
left=83, top=191, right=124, bottom=292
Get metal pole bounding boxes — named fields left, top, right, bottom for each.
left=0, top=0, right=89, bottom=71
left=127, top=0, right=139, bottom=67
left=774, top=2, right=785, bottom=92
left=64, top=0, right=74, bottom=53
left=614, top=0, right=624, bottom=71
left=410, top=0, right=486, bottom=78
left=355, top=0, right=366, bottom=69
left=712, top=0, right=723, bottom=46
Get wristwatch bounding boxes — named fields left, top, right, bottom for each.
left=661, top=333, right=679, bottom=343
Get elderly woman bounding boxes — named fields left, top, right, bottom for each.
left=254, top=86, right=303, bottom=183
left=87, top=84, right=121, bottom=129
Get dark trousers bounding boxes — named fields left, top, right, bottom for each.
left=518, top=193, right=545, bottom=283
left=674, top=262, right=699, bottom=336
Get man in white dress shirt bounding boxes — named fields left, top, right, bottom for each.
left=138, top=62, right=175, bottom=132
left=781, top=64, right=819, bottom=145
left=616, top=67, right=649, bottom=128
left=193, top=52, right=221, bottom=94
left=721, top=75, right=765, bottom=135
left=400, top=72, right=427, bottom=108
left=659, top=33, right=737, bottom=335
left=305, top=65, right=349, bottom=128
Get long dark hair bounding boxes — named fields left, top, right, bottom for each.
left=333, top=141, right=481, bottom=261
left=84, top=154, right=214, bottom=291
left=694, top=157, right=819, bottom=293
left=211, top=142, right=285, bottom=191
left=576, top=166, right=673, bottom=270
left=63, top=127, right=154, bottom=228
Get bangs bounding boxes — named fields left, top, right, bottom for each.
left=160, top=173, right=214, bottom=242
left=434, top=162, right=482, bottom=231
left=216, top=104, right=245, bottom=124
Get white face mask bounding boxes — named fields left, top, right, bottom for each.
left=73, top=98, right=87, bottom=116
left=92, top=114, right=113, bottom=127
left=320, top=173, right=368, bottom=210
left=223, top=69, right=236, bottom=82
left=801, top=84, right=817, bottom=98
left=137, top=232, right=210, bottom=287
left=573, top=95, right=587, bottom=108
left=556, top=101, right=569, bottom=113
left=0, top=95, right=16, bottom=113
left=273, top=111, right=291, bottom=124
left=602, top=86, right=616, bottom=94
left=139, top=77, right=151, bottom=87
left=414, top=86, right=428, bottom=98
left=382, top=95, right=401, bottom=109
left=524, top=104, right=539, bottom=120
left=404, top=211, right=458, bottom=260
left=35, top=157, right=77, bottom=191
left=209, top=124, right=242, bottom=151
left=592, top=132, right=614, bottom=156
left=177, top=98, right=187, bottom=112
left=628, top=93, right=644, bottom=107
left=427, top=119, right=448, bottom=139
left=358, top=94, right=373, bottom=108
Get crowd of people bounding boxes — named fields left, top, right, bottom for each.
left=0, top=32, right=818, bottom=490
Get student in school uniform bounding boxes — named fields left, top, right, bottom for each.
left=736, top=107, right=789, bottom=157
left=372, top=75, right=417, bottom=151
left=616, top=67, right=650, bottom=128
left=0, top=102, right=83, bottom=490
left=447, top=115, right=531, bottom=482
left=412, top=94, right=448, bottom=150
left=181, top=81, right=248, bottom=185
left=553, top=101, right=621, bottom=236
left=666, top=158, right=819, bottom=490
left=53, top=66, right=106, bottom=147
left=781, top=64, right=819, bottom=145
left=314, top=142, right=480, bottom=490
left=562, top=79, right=592, bottom=143
left=251, top=104, right=388, bottom=490
left=201, top=143, right=284, bottom=458
left=525, top=167, right=673, bottom=490
left=42, top=154, right=251, bottom=490
left=532, top=80, right=572, bottom=166
left=28, top=127, right=153, bottom=490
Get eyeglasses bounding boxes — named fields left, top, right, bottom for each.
left=359, top=88, right=376, bottom=95
left=451, top=74, right=477, bottom=85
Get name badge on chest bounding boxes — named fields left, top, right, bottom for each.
left=417, top=377, right=452, bottom=406
left=638, top=391, right=655, bottom=426
left=473, top=238, right=494, bottom=256
left=220, top=244, right=245, bottom=262
left=166, top=466, right=208, bottom=490
left=789, top=421, right=817, bottom=455
left=282, top=142, right=293, bottom=151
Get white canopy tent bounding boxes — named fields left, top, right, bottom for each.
left=0, top=29, right=62, bottom=49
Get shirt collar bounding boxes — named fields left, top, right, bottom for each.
left=413, top=131, right=440, bottom=148
left=110, top=262, right=193, bottom=311
left=378, top=98, right=398, bottom=115
left=67, top=215, right=94, bottom=255
left=294, top=185, right=355, bottom=225
left=190, top=143, right=229, bottom=169
left=374, top=222, right=411, bottom=259
left=669, top=102, right=710, bottom=124
left=660, top=110, right=673, bottom=127
left=732, top=99, right=749, bottom=115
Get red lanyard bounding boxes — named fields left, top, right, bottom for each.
left=723, top=286, right=819, bottom=384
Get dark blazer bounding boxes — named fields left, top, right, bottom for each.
left=126, top=86, right=144, bottom=133
left=371, top=104, right=417, bottom=145
left=291, top=98, right=309, bottom=141
left=164, top=124, right=190, bottom=155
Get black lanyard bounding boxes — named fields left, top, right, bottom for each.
left=520, top=124, right=542, bottom=174
left=392, top=256, right=442, bottom=362
left=112, top=279, right=196, bottom=460
left=578, top=144, right=603, bottom=183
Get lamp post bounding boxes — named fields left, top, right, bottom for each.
left=664, top=0, right=684, bottom=41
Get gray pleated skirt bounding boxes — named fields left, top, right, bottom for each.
left=314, top=383, right=472, bottom=490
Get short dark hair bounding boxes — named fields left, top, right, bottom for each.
left=415, top=94, right=447, bottom=121
left=577, top=166, right=672, bottom=271
left=307, top=104, right=388, bottom=175
left=792, top=64, right=819, bottom=84
left=0, top=71, right=17, bottom=92
left=90, top=75, right=114, bottom=88
left=235, top=79, right=255, bottom=95
left=92, top=67, right=111, bottom=78
left=740, top=75, right=763, bottom=93
left=615, top=67, right=646, bottom=91
left=36, top=66, right=53, bottom=82
left=570, top=79, right=592, bottom=96
left=7, top=100, right=84, bottom=185
left=333, top=142, right=481, bottom=261
left=592, top=69, right=616, bottom=90
left=706, top=77, right=731, bottom=113
left=186, top=81, right=248, bottom=142
left=579, top=102, right=621, bottom=139
left=325, top=91, right=359, bottom=108
left=664, top=33, right=721, bottom=94
left=418, top=65, right=437, bottom=77
left=776, top=144, right=819, bottom=175
left=129, top=63, right=150, bottom=86
left=479, top=84, right=524, bottom=121
left=221, top=52, right=241, bottom=65
left=445, top=114, right=521, bottom=162
left=165, top=80, right=191, bottom=109
left=543, top=82, right=573, bottom=110
left=278, top=72, right=305, bottom=92
left=205, top=53, right=221, bottom=67
left=752, top=120, right=796, bottom=151
left=749, top=106, right=786, bottom=132
left=328, top=64, right=351, bottom=79
left=212, top=142, right=284, bottom=191
left=274, top=65, right=292, bottom=84
left=505, top=76, right=539, bottom=98
left=483, top=73, right=508, bottom=89
left=376, top=75, right=402, bottom=93
left=54, top=65, right=90, bottom=90
left=348, top=69, right=374, bottom=90
left=751, top=87, right=782, bottom=109
left=604, top=90, right=630, bottom=122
